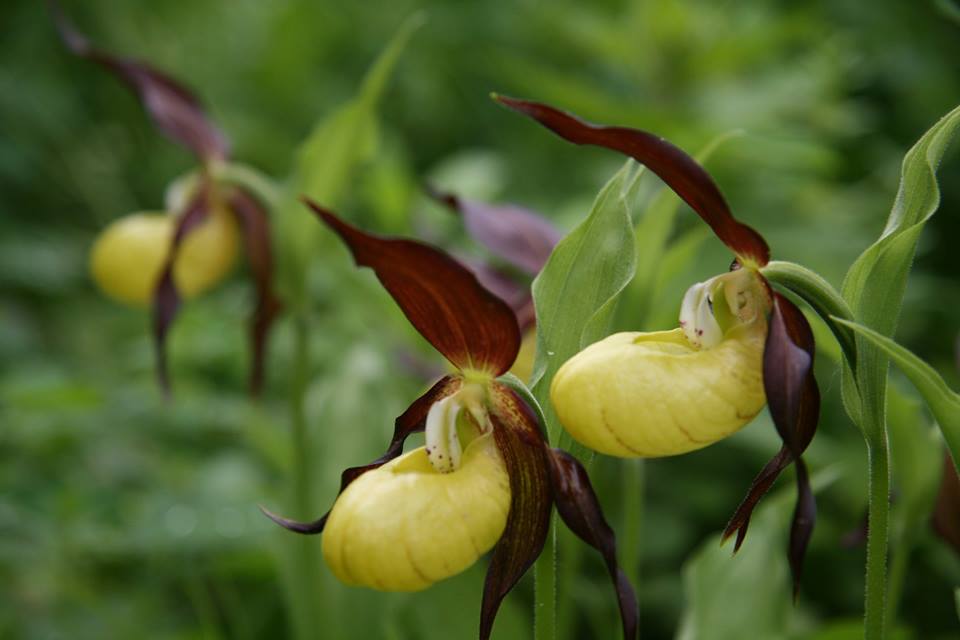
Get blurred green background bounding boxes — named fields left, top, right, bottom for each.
left=2, top=0, right=959, bottom=638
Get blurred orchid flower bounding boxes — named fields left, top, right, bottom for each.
left=496, top=95, right=821, bottom=595
left=262, top=201, right=638, bottom=639
left=50, top=1, right=280, bottom=395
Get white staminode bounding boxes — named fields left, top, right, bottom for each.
left=679, top=278, right=723, bottom=349
left=425, top=394, right=464, bottom=473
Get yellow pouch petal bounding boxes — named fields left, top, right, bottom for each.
left=550, top=325, right=766, bottom=458
left=322, top=433, right=510, bottom=592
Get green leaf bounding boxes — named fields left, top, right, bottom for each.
left=275, top=14, right=424, bottom=300
left=529, top=159, right=641, bottom=444
left=840, top=104, right=960, bottom=435
left=833, top=317, right=960, bottom=475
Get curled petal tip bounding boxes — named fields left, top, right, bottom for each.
left=259, top=504, right=326, bottom=535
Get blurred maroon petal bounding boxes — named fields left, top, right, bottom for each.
left=789, top=458, right=816, bottom=599
left=460, top=257, right=536, bottom=332
left=480, top=410, right=552, bottom=640
left=548, top=448, right=638, bottom=639
left=152, top=183, right=212, bottom=396
left=228, top=188, right=282, bottom=397
left=428, top=186, right=561, bottom=275
left=494, top=95, right=769, bottom=266
left=722, top=447, right=791, bottom=551
left=932, top=454, right=960, bottom=554
left=49, top=1, right=228, bottom=162
left=262, top=376, right=460, bottom=534
left=304, top=199, right=521, bottom=375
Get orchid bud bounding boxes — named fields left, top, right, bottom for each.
left=550, top=268, right=771, bottom=458
left=321, top=433, right=510, bottom=591
left=89, top=207, right=239, bottom=306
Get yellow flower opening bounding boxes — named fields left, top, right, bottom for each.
left=321, top=433, right=510, bottom=591
left=89, top=207, right=239, bottom=306
left=550, top=268, right=770, bottom=458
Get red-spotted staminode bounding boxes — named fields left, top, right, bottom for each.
left=262, top=200, right=638, bottom=639
left=495, top=95, right=822, bottom=596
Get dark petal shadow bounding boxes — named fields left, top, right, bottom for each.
left=493, top=95, right=769, bottom=266
left=304, top=199, right=521, bottom=375
left=48, top=0, right=229, bottom=162
left=548, top=448, right=639, bottom=639
left=261, top=375, right=460, bottom=534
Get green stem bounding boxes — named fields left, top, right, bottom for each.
left=534, top=518, right=558, bottom=640
left=761, top=260, right=857, bottom=366
left=864, top=433, right=891, bottom=640
left=620, top=458, right=643, bottom=629
left=285, top=309, right=323, bottom=640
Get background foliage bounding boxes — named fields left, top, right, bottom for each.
left=1, top=0, right=959, bottom=638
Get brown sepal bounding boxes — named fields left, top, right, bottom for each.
left=427, top=185, right=561, bottom=276
left=493, top=95, right=769, bottom=266
left=49, top=0, right=229, bottom=162
left=458, top=257, right=536, bottom=332
left=151, top=182, right=213, bottom=396
left=227, top=188, right=282, bottom=397
left=261, top=375, right=461, bottom=534
left=547, top=448, right=639, bottom=639
left=932, top=453, right=960, bottom=554
left=304, top=199, right=521, bottom=375
left=724, top=292, right=820, bottom=596
left=480, top=395, right=552, bottom=640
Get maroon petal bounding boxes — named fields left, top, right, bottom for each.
left=548, top=448, right=638, bottom=639
left=480, top=406, right=553, bottom=640
left=427, top=186, right=562, bottom=276
left=493, top=95, right=769, bottom=266
left=262, top=375, right=460, bottom=534
left=304, top=199, right=521, bottom=375
left=725, top=292, right=820, bottom=594
left=152, top=183, right=213, bottom=396
left=49, top=1, right=228, bottom=162
left=932, top=454, right=960, bottom=554
left=227, top=188, right=282, bottom=397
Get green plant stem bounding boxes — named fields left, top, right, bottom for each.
left=621, top=458, right=644, bottom=629
left=534, top=517, right=558, bottom=640
left=286, top=309, right=323, bottom=640
left=864, top=432, right=891, bottom=640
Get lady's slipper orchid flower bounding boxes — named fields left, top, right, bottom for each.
left=263, top=201, right=638, bottom=639
left=496, top=95, right=821, bottom=594
left=52, top=2, right=280, bottom=395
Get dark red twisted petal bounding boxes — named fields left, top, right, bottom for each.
left=304, top=199, right=521, bottom=375
left=458, top=257, right=536, bottom=332
left=723, top=292, right=820, bottom=596
left=493, top=95, right=769, bottom=266
left=227, top=188, right=282, bottom=397
left=548, top=448, right=638, bottom=639
left=261, top=376, right=460, bottom=534
left=480, top=389, right=552, bottom=640
left=152, top=182, right=212, bottom=396
left=49, top=0, right=228, bottom=162
left=427, top=186, right=561, bottom=276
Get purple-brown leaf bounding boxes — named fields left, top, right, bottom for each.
left=494, top=95, right=770, bottom=266
left=49, top=0, right=228, bottom=162
left=228, top=188, right=282, bottom=396
left=262, top=376, right=460, bottom=534
left=304, top=199, right=521, bottom=375
left=480, top=409, right=552, bottom=640
left=152, top=184, right=212, bottom=396
left=427, top=186, right=561, bottom=276
left=548, top=448, right=638, bottom=639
